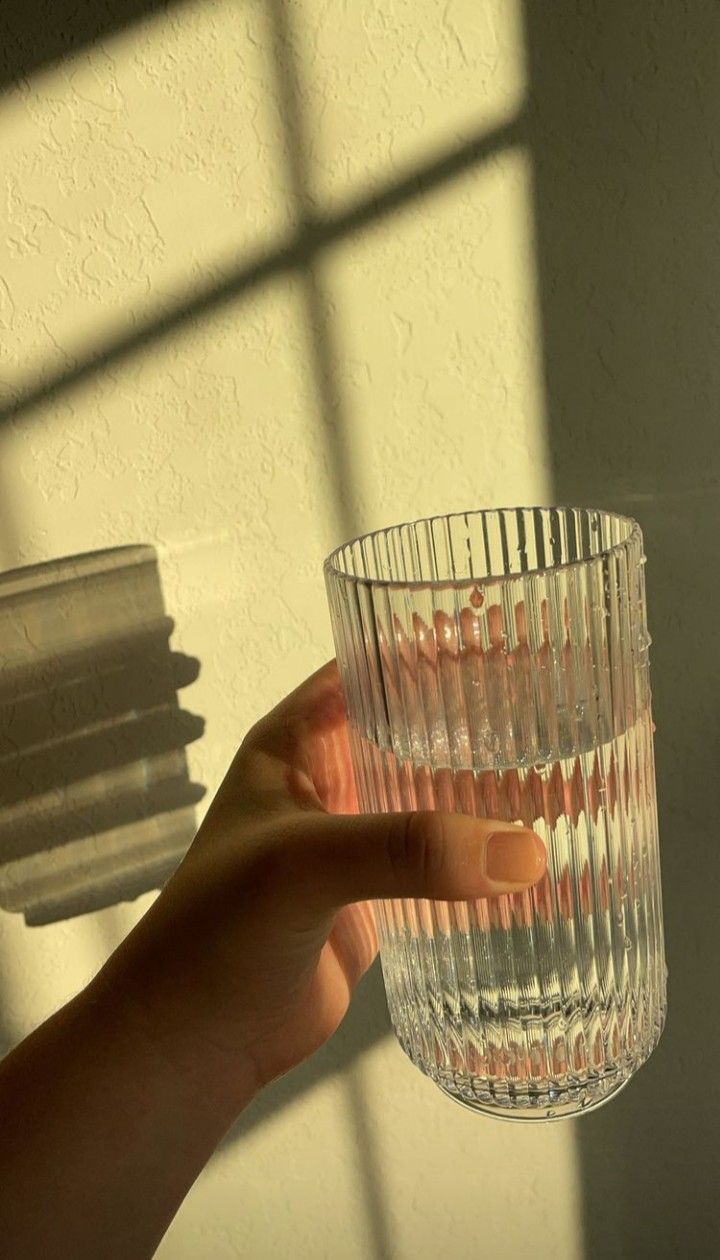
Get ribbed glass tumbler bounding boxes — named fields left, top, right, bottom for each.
left=324, top=508, right=667, bottom=1120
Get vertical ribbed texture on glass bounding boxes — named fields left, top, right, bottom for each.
left=324, top=508, right=667, bottom=1119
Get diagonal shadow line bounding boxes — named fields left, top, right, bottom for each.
left=0, top=1, right=188, bottom=97
left=1, top=111, right=525, bottom=428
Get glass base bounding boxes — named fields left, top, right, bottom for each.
left=436, top=1071, right=632, bottom=1122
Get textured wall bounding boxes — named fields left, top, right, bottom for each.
left=0, top=3, right=583, bottom=1258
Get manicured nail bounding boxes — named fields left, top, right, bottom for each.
left=486, top=829, right=546, bottom=888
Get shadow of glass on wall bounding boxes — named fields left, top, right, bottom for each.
left=523, top=3, right=720, bottom=1256
left=0, top=546, right=205, bottom=925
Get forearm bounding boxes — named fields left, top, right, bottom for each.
left=0, top=968, right=256, bottom=1259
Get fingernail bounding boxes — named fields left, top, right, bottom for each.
left=486, top=830, right=545, bottom=888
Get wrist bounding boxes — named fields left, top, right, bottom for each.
left=86, top=949, right=259, bottom=1131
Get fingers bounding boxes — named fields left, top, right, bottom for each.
left=277, top=809, right=546, bottom=913
left=244, top=659, right=343, bottom=751
left=238, top=659, right=359, bottom=816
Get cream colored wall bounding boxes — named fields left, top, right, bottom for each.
left=0, top=3, right=580, bottom=1257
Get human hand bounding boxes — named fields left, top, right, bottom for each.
left=100, top=659, right=546, bottom=1107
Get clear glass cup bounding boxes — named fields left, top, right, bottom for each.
left=324, top=507, right=667, bottom=1120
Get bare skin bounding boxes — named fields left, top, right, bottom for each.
left=0, top=659, right=545, bottom=1258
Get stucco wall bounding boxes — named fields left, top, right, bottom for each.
left=0, top=3, right=586, bottom=1257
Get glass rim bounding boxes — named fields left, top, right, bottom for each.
left=323, top=505, right=643, bottom=592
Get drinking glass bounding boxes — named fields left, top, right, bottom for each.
left=324, top=507, right=667, bottom=1120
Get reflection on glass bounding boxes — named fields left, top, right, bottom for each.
left=325, top=507, right=667, bottom=1121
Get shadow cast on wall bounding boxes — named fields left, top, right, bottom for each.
left=221, top=958, right=393, bottom=1260
left=523, top=3, right=720, bottom=1256
left=0, top=0, right=182, bottom=94
left=0, top=546, right=205, bottom=925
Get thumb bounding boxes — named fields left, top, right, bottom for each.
left=280, top=809, right=546, bottom=912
